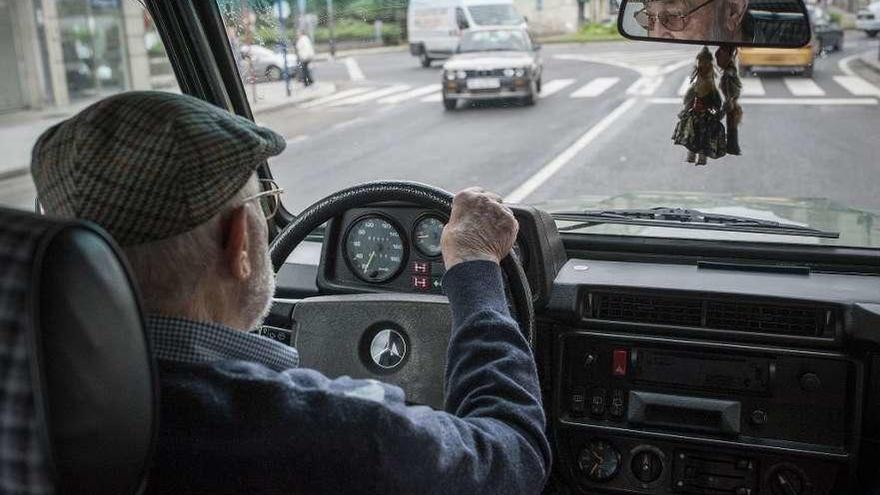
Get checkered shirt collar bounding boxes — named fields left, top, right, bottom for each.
left=146, top=315, right=299, bottom=372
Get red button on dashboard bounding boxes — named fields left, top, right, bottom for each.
left=612, top=349, right=627, bottom=376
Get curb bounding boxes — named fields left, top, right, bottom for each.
left=859, top=52, right=880, bottom=75
left=249, top=82, right=337, bottom=116
left=0, top=167, right=29, bottom=181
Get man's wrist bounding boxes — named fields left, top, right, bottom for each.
left=443, top=252, right=499, bottom=270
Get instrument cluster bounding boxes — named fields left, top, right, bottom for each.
left=318, top=203, right=559, bottom=300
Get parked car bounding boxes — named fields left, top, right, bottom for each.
left=441, top=27, right=542, bottom=109
left=240, top=44, right=298, bottom=82
left=856, top=1, right=880, bottom=37
left=408, top=0, right=526, bottom=68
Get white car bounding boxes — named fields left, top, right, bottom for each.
left=441, top=28, right=542, bottom=109
left=240, top=45, right=299, bottom=81
left=856, top=1, right=880, bottom=37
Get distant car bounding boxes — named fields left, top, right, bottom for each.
left=240, top=45, right=298, bottom=81
left=856, top=1, right=880, bottom=37
left=809, top=6, right=844, bottom=53
left=441, top=27, right=542, bottom=110
left=739, top=6, right=833, bottom=77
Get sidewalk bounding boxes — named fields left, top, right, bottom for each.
left=245, top=80, right=336, bottom=115
left=0, top=80, right=337, bottom=178
left=860, top=49, right=880, bottom=74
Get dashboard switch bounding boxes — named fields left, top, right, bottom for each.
left=609, top=389, right=625, bottom=419
left=571, top=387, right=586, bottom=415
left=590, top=388, right=606, bottom=416
left=612, top=349, right=628, bottom=376
left=412, top=261, right=430, bottom=275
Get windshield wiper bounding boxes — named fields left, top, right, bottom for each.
left=551, top=207, right=840, bottom=238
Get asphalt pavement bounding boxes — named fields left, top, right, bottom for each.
left=2, top=35, right=879, bottom=216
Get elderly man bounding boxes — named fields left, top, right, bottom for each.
left=30, top=91, right=550, bottom=494
left=634, top=0, right=749, bottom=41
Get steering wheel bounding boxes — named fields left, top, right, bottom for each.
left=269, top=181, right=534, bottom=409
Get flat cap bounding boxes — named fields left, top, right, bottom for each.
left=31, top=91, right=286, bottom=246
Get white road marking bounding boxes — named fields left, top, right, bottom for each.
left=506, top=97, right=638, bottom=203
left=378, top=84, right=441, bottom=104
left=570, top=77, right=620, bottom=98
left=299, top=87, right=373, bottom=109
left=332, top=117, right=367, bottom=130
left=344, top=57, right=366, bottom=81
left=285, top=135, right=309, bottom=143
left=741, top=78, right=766, bottom=96
left=833, top=75, right=880, bottom=96
left=784, top=78, right=825, bottom=96
left=647, top=97, right=878, bottom=105
left=539, top=78, right=576, bottom=98
left=421, top=93, right=443, bottom=102
left=328, top=85, right=411, bottom=106
left=627, top=76, right=664, bottom=95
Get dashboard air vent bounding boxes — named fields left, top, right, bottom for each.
left=588, top=291, right=836, bottom=338
left=592, top=292, right=703, bottom=327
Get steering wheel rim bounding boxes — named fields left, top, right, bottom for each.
left=268, top=181, right=534, bottom=345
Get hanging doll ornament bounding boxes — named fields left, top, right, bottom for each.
left=672, top=46, right=727, bottom=165
left=715, top=45, right=743, bottom=155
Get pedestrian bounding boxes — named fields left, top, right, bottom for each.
left=296, top=30, right=315, bottom=86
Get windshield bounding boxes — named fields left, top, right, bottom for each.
left=2, top=1, right=879, bottom=251
left=459, top=29, right=530, bottom=52
left=467, top=4, right=524, bottom=26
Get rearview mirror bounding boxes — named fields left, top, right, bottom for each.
left=616, top=0, right=811, bottom=47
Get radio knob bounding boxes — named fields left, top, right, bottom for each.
left=768, top=466, right=807, bottom=495
left=631, top=450, right=663, bottom=483
left=800, top=372, right=821, bottom=392
left=750, top=409, right=768, bottom=426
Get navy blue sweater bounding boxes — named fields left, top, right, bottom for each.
left=144, top=260, right=550, bottom=494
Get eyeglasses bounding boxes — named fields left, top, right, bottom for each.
left=242, top=179, right=284, bottom=220
left=634, top=0, right=717, bottom=32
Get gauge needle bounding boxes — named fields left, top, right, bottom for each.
left=362, top=251, right=376, bottom=271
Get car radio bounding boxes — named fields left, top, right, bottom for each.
left=555, top=331, right=860, bottom=494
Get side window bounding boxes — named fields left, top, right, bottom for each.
left=0, top=0, right=179, bottom=211
left=456, top=8, right=470, bottom=30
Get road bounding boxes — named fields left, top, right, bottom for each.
left=3, top=34, right=879, bottom=216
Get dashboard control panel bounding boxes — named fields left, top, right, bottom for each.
left=554, top=331, right=860, bottom=494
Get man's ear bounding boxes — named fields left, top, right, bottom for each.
left=725, top=0, right=748, bottom=33
left=222, top=205, right=252, bottom=281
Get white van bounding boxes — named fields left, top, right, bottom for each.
left=407, top=0, right=526, bottom=67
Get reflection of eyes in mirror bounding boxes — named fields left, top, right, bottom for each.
left=620, top=0, right=811, bottom=46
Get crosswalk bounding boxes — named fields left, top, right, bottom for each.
left=296, top=73, right=880, bottom=111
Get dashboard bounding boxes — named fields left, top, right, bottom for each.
left=271, top=201, right=880, bottom=495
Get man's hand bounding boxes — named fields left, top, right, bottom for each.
left=441, top=187, right=518, bottom=269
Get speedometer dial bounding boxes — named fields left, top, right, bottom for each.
left=413, top=216, right=445, bottom=258
left=345, top=216, right=406, bottom=283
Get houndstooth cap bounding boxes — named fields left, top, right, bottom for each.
left=31, top=91, right=286, bottom=246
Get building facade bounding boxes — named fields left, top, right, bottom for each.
left=0, top=0, right=170, bottom=114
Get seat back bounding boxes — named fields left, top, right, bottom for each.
left=0, top=207, right=156, bottom=495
